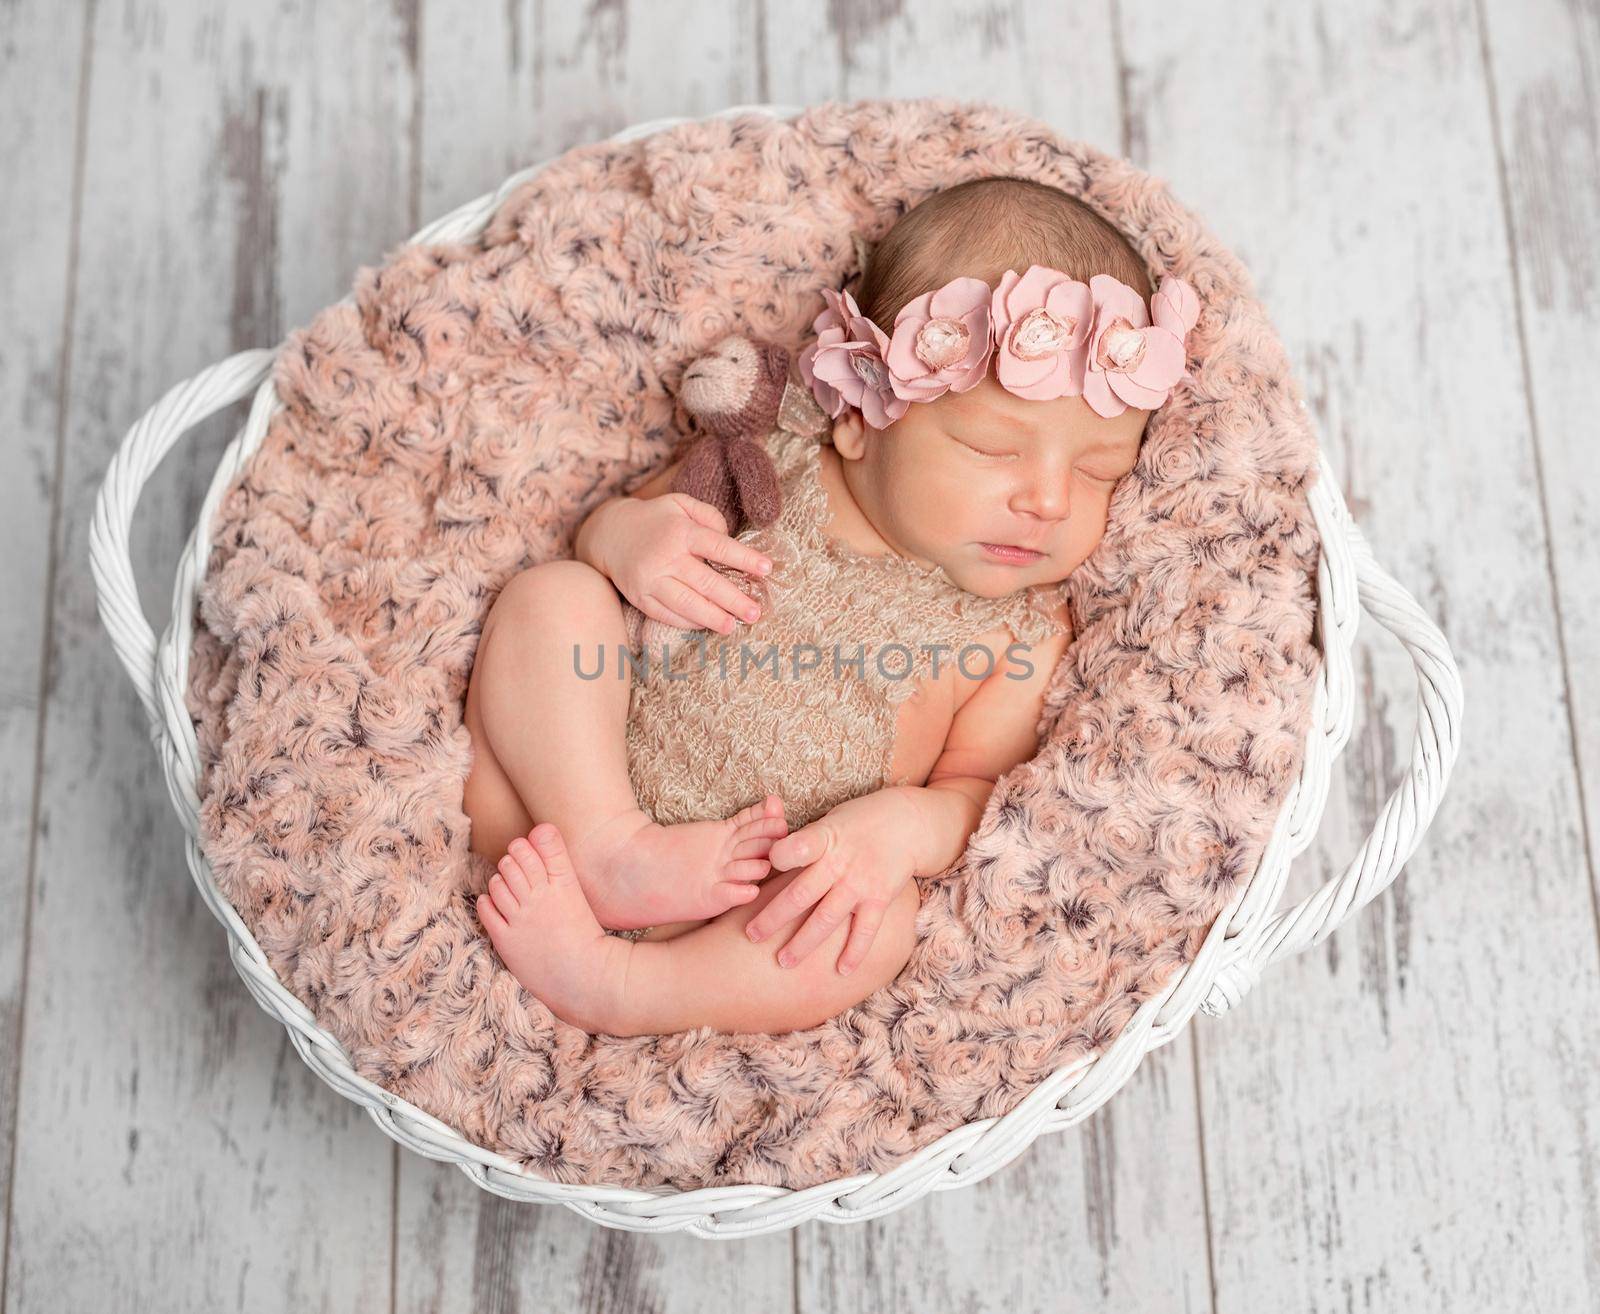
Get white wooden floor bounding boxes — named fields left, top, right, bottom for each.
left=3, top=1, right=1596, bottom=1310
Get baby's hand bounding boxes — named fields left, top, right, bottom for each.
left=744, top=790, right=919, bottom=975
left=603, top=493, right=773, bottom=635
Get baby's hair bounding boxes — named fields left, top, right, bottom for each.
left=855, top=176, right=1152, bottom=327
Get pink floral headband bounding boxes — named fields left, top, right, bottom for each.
left=797, top=266, right=1200, bottom=428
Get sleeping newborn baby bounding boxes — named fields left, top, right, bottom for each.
left=461, top=175, right=1198, bottom=1037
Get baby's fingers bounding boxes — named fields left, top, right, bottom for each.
left=648, top=577, right=739, bottom=635
left=768, top=817, right=838, bottom=873
left=634, top=593, right=703, bottom=633
left=772, top=884, right=859, bottom=969
left=678, top=559, right=761, bottom=627
left=835, top=900, right=887, bottom=976
left=744, top=862, right=831, bottom=944
left=693, top=526, right=773, bottom=580
left=670, top=493, right=729, bottom=536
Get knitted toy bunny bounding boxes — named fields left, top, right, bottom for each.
left=622, top=334, right=810, bottom=653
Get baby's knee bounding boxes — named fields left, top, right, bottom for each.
left=492, top=557, right=616, bottom=624
left=483, top=561, right=627, bottom=665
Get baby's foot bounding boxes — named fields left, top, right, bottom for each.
left=566, top=794, right=789, bottom=930
left=477, top=824, right=632, bottom=1034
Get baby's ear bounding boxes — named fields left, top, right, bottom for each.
left=830, top=407, right=868, bottom=459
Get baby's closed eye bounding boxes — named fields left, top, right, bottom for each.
left=950, top=434, right=1125, bottom=484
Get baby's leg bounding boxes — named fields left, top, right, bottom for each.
left=478, top=822, right=922, bottom=1037
left=463, top=559, right=788, bottom=930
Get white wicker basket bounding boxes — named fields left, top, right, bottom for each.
left=89, top=105, right=1464, bottom=1237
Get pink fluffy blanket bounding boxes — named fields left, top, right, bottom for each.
left=184, top=99, right=1323, bottom=1191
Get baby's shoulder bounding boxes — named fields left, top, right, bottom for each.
left=951, top=593, right=1074, bottom=711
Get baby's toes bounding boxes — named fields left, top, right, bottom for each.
left=529, top=824, right=579, bottom=888
left=732, top=813, right=789, bottom=848
left=730, top=798, right=763, bottom=826
left=490, top=869, right=520, bottom=914
left=476, top=892, right=508, bottom=934
left=730, top=833, right=776, bottom=863
left=712, top=880, right=761, bottom=910
left=723, top=857, right=772, bottom=883
left=733, top=794, right=786, bottom=828
left=500, top=844, right=538, bottom=899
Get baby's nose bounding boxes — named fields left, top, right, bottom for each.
left=1016, top=482, right=1070, bottom=520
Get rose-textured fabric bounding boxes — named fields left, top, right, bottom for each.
left=184, top=99, right=1323, bottom=1191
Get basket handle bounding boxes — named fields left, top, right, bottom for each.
left=1200, top=512, right=1465, bottom=1015
left=90, top=349, right=277, bottom=733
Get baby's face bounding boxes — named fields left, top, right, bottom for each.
left=832, top=374, right=1147, bottom=599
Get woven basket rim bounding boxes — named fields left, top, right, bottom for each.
left=89, top=100, right=1464, bottom=1236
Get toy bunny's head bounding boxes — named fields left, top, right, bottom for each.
left=679, top=335, right=791, bottom=438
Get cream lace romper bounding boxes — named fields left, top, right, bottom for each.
left=609, top=398, right=1074, bottom=941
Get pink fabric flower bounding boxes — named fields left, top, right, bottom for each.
left=885, top=276, right=993, bottom=401
left=1081, top=273, right=1191, bottom=418
left=801, top=271, right=1199, bottom=424
left=1151, top=274, right=1200, bottom=338
left=990, top=266, right=1094, bottom=401
left=800, top=287, right=908, bottom=428
left=797, top=323, right=848, bottom=419
left=796, top=287, right=858, bottom=418
left=820, top=285, right=854, bottom=332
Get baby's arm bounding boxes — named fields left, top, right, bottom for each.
left=891, top=611, right=1075, bottom=881
left=572, top=457, right=682, bottom=574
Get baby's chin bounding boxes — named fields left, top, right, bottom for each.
left=943, top=554, right=1074, bottom=598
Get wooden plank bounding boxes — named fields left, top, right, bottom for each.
left=3, top=3, right=416, bottom=1310
left=418, top=0, right=769, bottom=216
left=3, top=0, right=1587, bottom=1305
left=1120, top=1, right=1600, bottom=1309
left=791, top=1064, right=1214, bottom=1314
left=396, top=1177, right=793, bottom=1313
left=761, top=4, right=1217, bottom=1309
left=399, top=5, right=798, bottom=1311
left=1479, top=2, right=1600, bottom=1296
left=1480, top=0, right=1600, bottom=986
left=759, top=0, right=1119, bottom=111
left=0, top=0, right=90, bottom=1295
